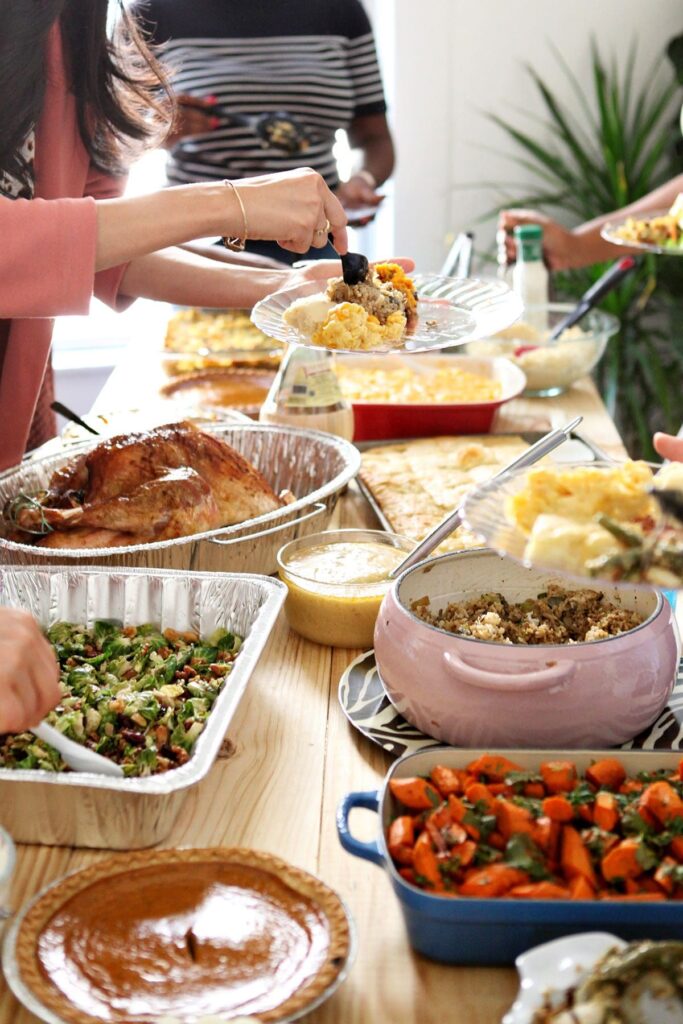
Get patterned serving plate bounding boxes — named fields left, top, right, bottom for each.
left=338, top=650, right=683, bottom=759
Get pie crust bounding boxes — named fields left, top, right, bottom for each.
left=360, top=434, right=531, bottom=552
left=14, top=847, right=351, bottom=1024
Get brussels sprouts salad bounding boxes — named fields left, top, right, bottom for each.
left=0, top=620, right=243, bottom=777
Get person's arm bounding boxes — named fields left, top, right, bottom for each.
left=179, top=239, right=286, bottom=270
left=0, top=610, right=61, bottom=733
left=119, top=249, right=416, bottom=308
left=0, top=169, right=347, bottom=319
left=499, top=174, right=683, bottom=270
left=336, top=113, right=395, bottom=209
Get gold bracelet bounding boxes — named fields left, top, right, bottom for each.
left=222, top=179, right=248, bottom=251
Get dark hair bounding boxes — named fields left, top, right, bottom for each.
left=0, top=0, right=173, bottom=190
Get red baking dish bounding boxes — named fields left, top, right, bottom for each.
left=337, top=354, right=527, bottom=442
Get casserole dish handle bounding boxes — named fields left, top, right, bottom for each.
left=208, top=502, right=326, bottom=546
left=336, top=791, right=385, bottom=866
left=443, top=650, right=576, bottom=692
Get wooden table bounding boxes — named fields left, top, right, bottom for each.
left=0, top=369, right=628, bottom=1024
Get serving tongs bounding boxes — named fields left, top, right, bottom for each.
left=31, top=721, right=125, bottom=778
left=388, top=415, right=583, bottom=579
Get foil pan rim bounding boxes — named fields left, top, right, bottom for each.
left=0, top=423, right=360, bottom=558
left=0, top=565, right=286, bottom=794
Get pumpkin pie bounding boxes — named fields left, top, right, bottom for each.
left=13, top=848, right=351, bottom=1024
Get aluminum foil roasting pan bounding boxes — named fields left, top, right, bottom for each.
left=0, top=565, right=285, bottom=849
left=0, top=424, right=360, bottom=574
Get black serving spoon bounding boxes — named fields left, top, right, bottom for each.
left=327, top=232, right=369, bottom=286
left=50, top=400, right=100, bottom=437
left=651, top=487, right=683, bottom=524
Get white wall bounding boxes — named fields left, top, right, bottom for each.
left=375, top=0, right=683, bottom=272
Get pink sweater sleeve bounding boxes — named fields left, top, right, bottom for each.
left=0, top=194, right=99, bottom=317
left=0, top=166, right=133, bottom=319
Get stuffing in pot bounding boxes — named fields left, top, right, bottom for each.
left=411, top=585, right=643, bottom=644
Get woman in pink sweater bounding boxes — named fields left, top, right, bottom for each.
left=0, top=0, right=350, bottom=471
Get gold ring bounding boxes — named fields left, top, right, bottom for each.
left=324, top=218, right=331, bottom=233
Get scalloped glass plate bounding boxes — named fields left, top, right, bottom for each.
left=251, top=274, right=523, bottom=354
left=601, top=210, right=683, bottom=256
left=463, top=458, right=683, bottom=591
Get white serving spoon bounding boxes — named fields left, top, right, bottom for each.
left=32, top=721, right=124, bottom=778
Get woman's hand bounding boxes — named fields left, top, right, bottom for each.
left=498, top=209, right=588, bottom=271
left=0, top=610, right=60, bottom=733
left=654, top=432, right=683, bottom=462
left=164, top=94, right=217, bottom=150
left=235, top=168, right=349, bottom=255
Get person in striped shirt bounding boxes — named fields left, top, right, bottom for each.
left=139, top=0, right=395, bottom=264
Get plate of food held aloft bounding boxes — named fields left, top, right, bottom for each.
left=252, top=263, right=523, bottom=353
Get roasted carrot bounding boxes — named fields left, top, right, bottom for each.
left=561, top=826, right=597, bottom=889
left=425, top=803, right=452, bottom=832
left=524, top=782, right=546, bottom=799
left=459, top=864, right=529, bottom=898
left=389, top=777, right=441, bottom=811
left=640, top=781, right=683, bottom=825
left=508, top=882, right=572, bottom=900
left=577, top=802, right=594, bottom=824
left=585, top=758, right=626, bottom=791
left=466, top=753, right=523, bottom=782
left=533, top=816, right=561, bottom=859
left=387, top=816, right=415, bottom=866
left=540, top=761, right=577, bottom=794
left=542, top=795, right=574, bottom=823
left=495, top=799, right=535, bottom=840
left=626, top=876, right=662, bottom=895
left=398, top=867, right=416, bottom=884
left=413, top=831, right=443, bottom=889
left=569, top=875, right=595, bottom=900
left=593, top=792, right=619, bottom=833
left=488, top=830, right=507, bottom=851
left=447, top=794, right=467, bottom=822
left=450, top=839, right=477, bottom=869
left=620, top=778, right=645, bottom=795
left=678, top=757, right=683, bottom=781
left=670, top=836, right=683, bottom=862
left=601, top=838, right=643, bottom=883
left=463, top=781, right=498, bottom=813
left=488, top=782, right=514, bottom=797
left=429, top=765, right=466, bottom=797
left=654, top=857, right=678, bottom=895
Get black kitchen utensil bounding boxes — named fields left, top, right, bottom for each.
left=549, top=256, right=636, bottom=340
left=652, top=487, right=683, bottom=524
left=340, top=250, right=370, bottom=285
left=50, top=401, right=100, bottom=436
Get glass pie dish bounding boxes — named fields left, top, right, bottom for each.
left=463, top=458, right=683, bottom=591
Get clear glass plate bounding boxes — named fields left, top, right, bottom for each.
left=251, top=274, right=523, bottom=354
left=601, top=209, right=683, bottom=256
left=463, top=458, right=683, bottom=591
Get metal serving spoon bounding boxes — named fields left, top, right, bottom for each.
left=388, top=415, right=583, bottom=579
left=32, top=721, right=124, bottom=778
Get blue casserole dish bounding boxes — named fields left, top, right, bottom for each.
left=336, top=747, right=683, bottom=965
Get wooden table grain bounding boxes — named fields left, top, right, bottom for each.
left=0, top=370, right=628, bottom=1024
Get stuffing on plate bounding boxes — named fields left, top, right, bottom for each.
left=533, top=940, right=683, bottom=1023
left=283, top=262, right=417, bottom=350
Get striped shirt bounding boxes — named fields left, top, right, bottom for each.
left=139, top=0, right=387, bottom=188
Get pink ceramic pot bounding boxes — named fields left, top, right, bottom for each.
left=374, top=550, right=680, bottom=748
